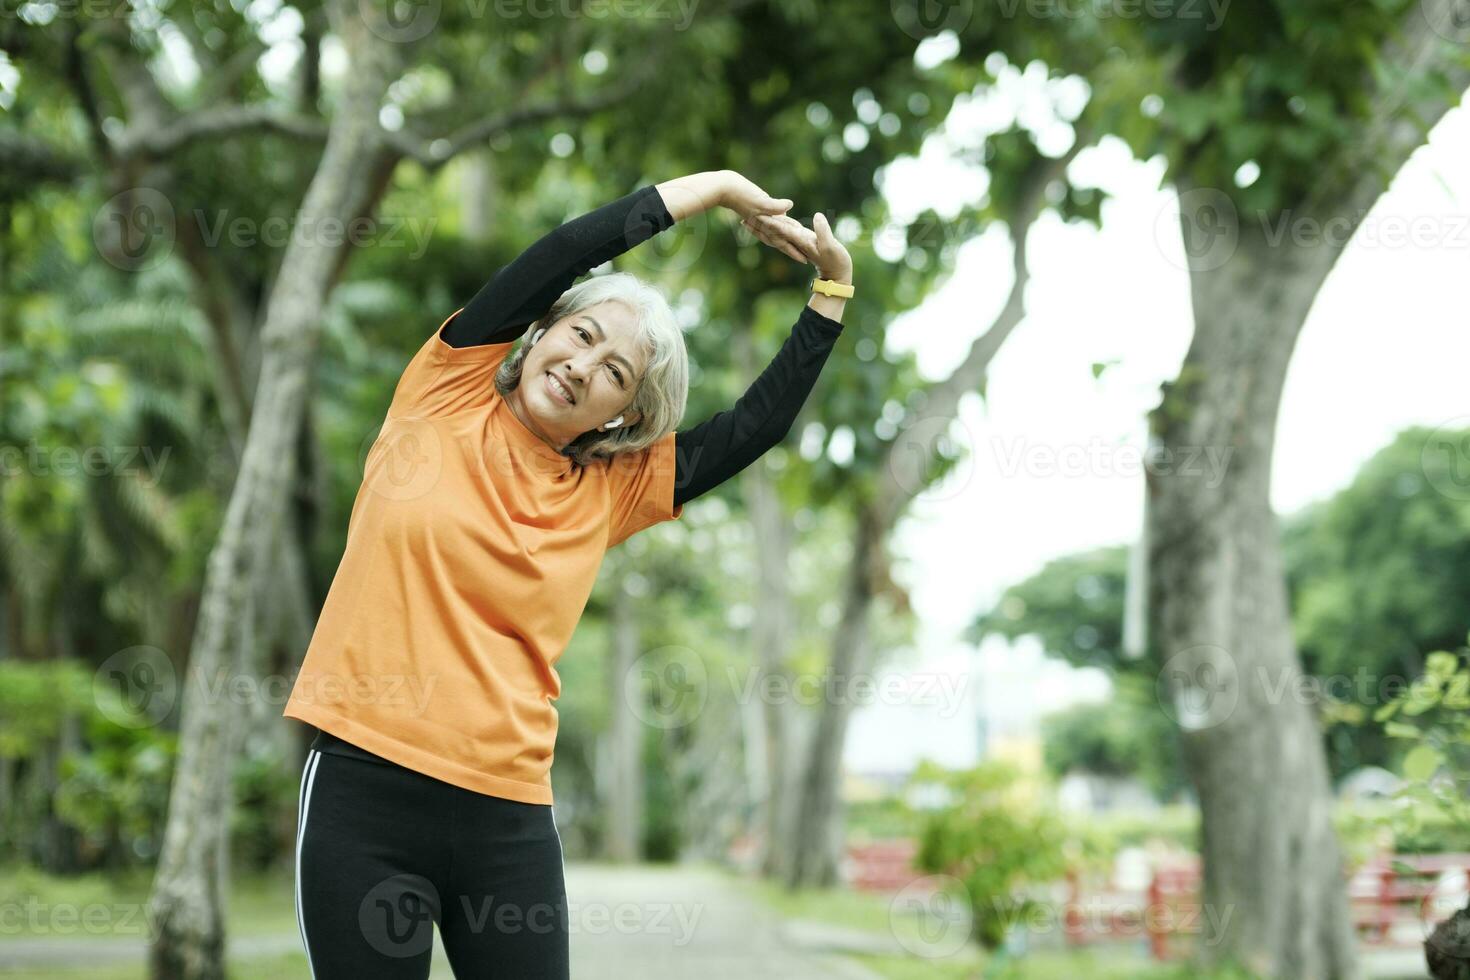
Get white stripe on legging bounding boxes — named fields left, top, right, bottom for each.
left=295, top=749, right=322, bottom=979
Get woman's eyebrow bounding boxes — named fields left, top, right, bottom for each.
left=581, top=316, right=638, bottom=378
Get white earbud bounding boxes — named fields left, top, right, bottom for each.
left=603, top=415, right=623, bottom=430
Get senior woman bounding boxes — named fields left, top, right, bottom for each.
left=282, top=170, right=853, bottom=978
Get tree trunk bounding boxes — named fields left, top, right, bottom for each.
left=145, top=4, right=401, bottom=976
left=746, top=479, right=798, bottom=881
left=770, top=140, right=1080, bottom=890
left=1147, top=193, right=1359, bottom=980
left=603, top=568, right=644, bottom=862
left=460, top=149, right=498, bottom=245
left=732, top=323, right=804, bottom=881
left=783, top=506, right=881, bottom=888
left=673, top=683, right=753, bottom=863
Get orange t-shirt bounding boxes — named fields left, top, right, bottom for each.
left=282, top=308, right=683, bottom=804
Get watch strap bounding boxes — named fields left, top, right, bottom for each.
left=811, top=277, right=855, bottom=298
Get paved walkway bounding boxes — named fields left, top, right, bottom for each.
left=0, top=863, right=1429, bottom=978
left=553, top=862, right=879, bottom=979
left=0, top=862, right=877, bottom=979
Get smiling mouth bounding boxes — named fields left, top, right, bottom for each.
left=546, top=372, right=575, bottom=404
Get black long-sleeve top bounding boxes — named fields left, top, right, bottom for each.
left=439, top=183, right=847, bottom=509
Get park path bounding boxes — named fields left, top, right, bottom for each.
left=0, top=862, right=1426, bottom=978
left=551, top=862, right=880, bottom=979
left=0, top=862, right=878, bottom=979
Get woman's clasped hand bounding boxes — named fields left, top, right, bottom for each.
left=717, top=171, right=854, bottom=283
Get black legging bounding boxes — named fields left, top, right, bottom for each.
left=294, top=742, right=570, bottom=978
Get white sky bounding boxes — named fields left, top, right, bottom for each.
left=846, top=85, right=1470, bottom=773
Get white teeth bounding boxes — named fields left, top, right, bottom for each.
left=548, top=373, right=572, bottom=402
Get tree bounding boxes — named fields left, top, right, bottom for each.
left=1040, top=679, right=1188, bottom=800
left=2, top=2, right=695, bottom=975
left=970, top=545, right=1134, bottom=674
left=1286, top=426, right=1470, bottom=778
left=761, top=4, right=1129, bottom=888
left=1118, top=2, right=1470, bottom=974
left=143, top=6, right=405, bottom=975
left=974, top=428, right=1470, bottom=786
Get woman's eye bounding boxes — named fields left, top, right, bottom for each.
left=610, top=365, right=623, bottom=384
left=576, top=328, right=589, bottom=342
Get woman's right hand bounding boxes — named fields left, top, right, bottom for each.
left=745, top=211, right=852, bottom=283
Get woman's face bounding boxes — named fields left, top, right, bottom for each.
left=508, top=300, right=649, bottom=451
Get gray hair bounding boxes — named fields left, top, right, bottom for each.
left=493, top=272, right=688, bottom=468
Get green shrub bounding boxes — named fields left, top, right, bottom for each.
left=0, top=660, right=177, bottom=870
left=908, top=760, right=1067, bottom=950
left=1371, top=635, right=1470, bottom=980
left=1374, top=641, right=1470, bottom=827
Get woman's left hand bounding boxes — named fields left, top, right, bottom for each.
left=716, top=172, right=809, bottom=263
left=719, top=170, right=792, bottom=222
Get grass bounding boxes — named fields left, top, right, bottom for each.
left=0, top=865, right=471, bottom=979
left=0, top=955, right=312, bottom=980
left=0, top=864, right=299, bottom=942
left=720, top=867, right=1258, bottom=980
left=845, top=949, right=1250, bottom=980
left=849, top=950, right=1182, bottom=979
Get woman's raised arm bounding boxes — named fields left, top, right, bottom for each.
left=670, top=207, right=854, bottom=507
left=443, top=172, right=794, bottom=348
left=671, top=304, right=846, bottom=508
left=443, top=182, right=680, bottom=348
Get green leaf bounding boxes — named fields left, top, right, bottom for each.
left=1425, top=651, right=1458, bottom=679
left=1384, top=721, right=1422, bottom=739
left=1373, top=701, right=1401, bottom=722
left=1444, top=673, right=1470, bottom=710
left=1402, top=680, right=1442, bottom=715
left=1402, top=744, right=1442, bottom=781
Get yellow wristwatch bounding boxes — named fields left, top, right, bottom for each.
left=811, top=277, right=855, bottom=299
